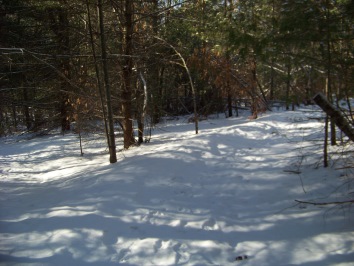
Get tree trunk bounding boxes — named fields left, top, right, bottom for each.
left=22, top=85, right=31, bottom=130
left=60, top=92, right=70, bottom=132
left=138, top=72, right=148, bottom=144
left=324, top=114, right=329, bottom=167
left=325, top=0, right=337, bottom=147
left=330, top=117, right=336, bottom=145
left=86, top=0, right=110, bottom=149
left=313, top=93, right=354, bottom=143
left=122, top=0, right=135, bottom=149
left=286, top=63, right=291, bottom=111
left=50, top=7, right=71, bottom=132
left=98, top=0, right=117, bottom=163
left=151, top=0, right=161, bottom=125
left=270, top=63, right=274, bottom=101
left=227, top=90, right=232, bottom=117
left=11, top=91, right=17, bottom=130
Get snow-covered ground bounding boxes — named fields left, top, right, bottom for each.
left=0, top=108, right=353, bottom=266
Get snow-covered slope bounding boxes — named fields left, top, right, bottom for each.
left=0, top=109, right=353, bottom=265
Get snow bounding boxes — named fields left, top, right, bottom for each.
left=0, top=108, right=353, bottom=266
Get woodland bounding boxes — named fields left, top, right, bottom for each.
left=1, top=0, right=353, bottom=163
left=1, top=1, right=354, bottom=264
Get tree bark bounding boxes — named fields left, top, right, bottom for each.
left=324, top=114, right=329, bottom=167
left=98, top=0, right=117, bottom=163
left=121, top=0, right=135, bottom=149
left=227, top=90, right=232, bottom=117
left=138, top=72, right=147, bottom=144
left=150, top=0, right=162, bottom=125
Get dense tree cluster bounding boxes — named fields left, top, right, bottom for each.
left=1, top=0, right=353, bottom=161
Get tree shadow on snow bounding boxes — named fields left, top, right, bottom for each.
left=1, top=120, right=353, bottom=265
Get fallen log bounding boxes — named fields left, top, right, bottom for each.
left=295, top=199, right=354, bottom=206
left=312, top=93, right=354, bottom=142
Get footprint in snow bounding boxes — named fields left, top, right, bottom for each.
left=202, top=218, right=220, bottom=231
left=153, top=239, right=163, bottom=252
left=235, top=255, right=249, bottom=262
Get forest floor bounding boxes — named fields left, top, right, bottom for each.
left=0, top=106, right=353, bottom=266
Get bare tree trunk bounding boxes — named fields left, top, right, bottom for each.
left=49, top=7, right=71, bottom=132
left=98, top=0, right=117, bottom=163
left=138, top=72, right=148, bottom=144
left=324, top=0, right=337, bottom=153
left=286, top=63, right=291, bottom=111
left=151, top=0, right=161, bottom=125
left=22, top=86, right=31, bottom=130
left=330, top=117, right=336, bottom=145
left=121, top=0, right=135, bottom=149
left=270, top=63, right=274, bottom=101
left=324, top=115, right=329, bottom=167
left=227, top=90, right=232, bottom=117
left=85, top=0, right=110, bottom=149
left=11, top=91, right=17, bottom=130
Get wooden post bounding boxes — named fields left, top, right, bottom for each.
left=313, top=93, right=354, bottom=142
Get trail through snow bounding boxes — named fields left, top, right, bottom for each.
left=0, top=109, right=353, bottom=265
